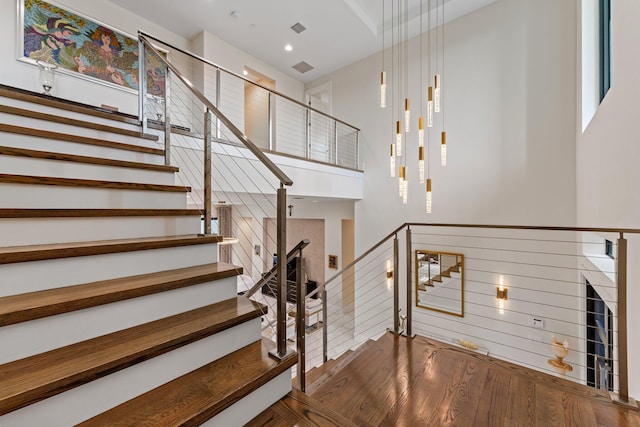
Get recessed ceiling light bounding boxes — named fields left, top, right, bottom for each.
left=284, top=44, right=293, bottom=52
left=243, top=70, right=248, bottom=76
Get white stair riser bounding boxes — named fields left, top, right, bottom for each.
left=0, top=216, right=200, bottom=246
left=0, top=183, right=187, bottom=209
left=0, top=112, right=159, bottom=148
left=0, top=277, right=239, bottom=364
left=0, top=96, right=142, bottom=132
left=0, top=243, right=219, bottom=297
left=0, top=320, right=261, bottom=427
left=0, top=155, right=176, bottom=186
left=203, top=369, right=292, bottom=427
left=0, top=134, right=164, bottom=165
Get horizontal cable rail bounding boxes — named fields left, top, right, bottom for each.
left=139, top=32, right=361, bottom=171
left=314, top=221, right=637, bottom=405
left=139, top=32, right=360, bottom=131
left=139, top=33, right=292, bottom=186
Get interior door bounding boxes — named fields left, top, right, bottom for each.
left=307, top=94, right=332, bottom=163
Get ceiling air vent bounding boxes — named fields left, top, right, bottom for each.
left=292, top=61, right=314, bottom=74
left=290, top=22, right=306, bottom=34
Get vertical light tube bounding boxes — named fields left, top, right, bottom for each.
left=404, top=98, right=410, bottom=132
left=427, top=86, right=434, bottom=128
left=396, top=120, right=402, bottom=154
left=390, top=144, right=396, bottom=177
left=426, top=178, right=432, bottom=213
left=418, top=116, right=424, bottom=148
left=399, top=166, right=405, bottom=198
left=418, top=146, right=425, bottom=183
left=380, top=71, right=387, bottom=108
left=434, top=74, right=441, bottom=112
left=441, top=131, right=447, bottom=167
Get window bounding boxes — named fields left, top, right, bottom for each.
left=604, top=239, right=613, bottom=258
left=599, top=0, right=611, bottom=101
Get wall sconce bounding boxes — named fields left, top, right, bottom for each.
left=497, top=275, right=507, bottom=314
left=386, top=270, right=394, bottom=279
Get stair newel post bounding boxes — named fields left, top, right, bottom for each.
left=405, top=226, right=413, bottom=338
left=393, top=233, right=400, bottom=334
left=322, top=288, right=328, bottom=363
left=295, top=247, right=307, bottom=392
left=271, top=184, right=289, bottom=359
left=614, top=233, right=637, bottom=408
left=203, top=109, right=212, bottom=234
left=138, top=38, right=148, bottom=134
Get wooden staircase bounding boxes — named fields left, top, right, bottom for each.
left=0, top=86, right=294, bottom=425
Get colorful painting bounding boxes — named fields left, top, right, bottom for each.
left=20, top=0, right=165, bottom=96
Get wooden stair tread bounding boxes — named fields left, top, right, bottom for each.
left=77, top=338, right=296, bottom=426
left=0, top=234, right=221, bottom=265
left=0, top=146, right=177, bottom=172
left=0, top=208, right=202, bottom=218
left=246, top=388, right=358, bottom=427
left=0, top=104, right=157, bottom=140
left=0, top=262, right=242, bottom=326
left=0, top=297, right=266, bottom=416
left=0, top=85, right=140, bottom=126
left=0, top=124, right=162, bottom=155
left=0, top=173, right=189, bottom=192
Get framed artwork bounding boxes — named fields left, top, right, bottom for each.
left=328, top=254, right=338, bottom=269
left=17, top=0, right=165, bottom=96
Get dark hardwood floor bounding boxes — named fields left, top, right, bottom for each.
left=302, top=332, right=640, bottom=427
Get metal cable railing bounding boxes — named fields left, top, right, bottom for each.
left=309, top=222, right=638, bottom=407
left=138, top=33, right=294, bottom=361
left=138, top=31, right=361, bottom=171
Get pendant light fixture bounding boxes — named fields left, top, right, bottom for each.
left=380, top=0, right=386, bottom=109
left=380, top=0, right=449, bottom=213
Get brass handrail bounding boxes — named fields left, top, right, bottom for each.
left=139, top=33, right=293, bottom=186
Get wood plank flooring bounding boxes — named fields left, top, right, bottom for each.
left=306, top=332, right=640, bottom=427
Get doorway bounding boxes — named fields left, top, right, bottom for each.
left=244, top=67, right=275, bottom=150
left=305, top=82, right=333, bottom=163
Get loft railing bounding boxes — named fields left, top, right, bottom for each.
left=305, top=223, right=639, bottom=408
left=137, top=33, right=295, bottom=360
left=137, top=31, right=361, bottom=171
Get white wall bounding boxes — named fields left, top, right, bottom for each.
left=0, top=0, right=190, bottom=115
left=309, top=0, right=585, bottom=382
left=577, top=0, right=640, bottom=399
left=309, top=0, right=578, bottom=253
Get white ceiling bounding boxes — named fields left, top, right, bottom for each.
left=107, top=0, right=496, bottom=83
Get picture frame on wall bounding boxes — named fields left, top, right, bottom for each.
left=328, top=254, right=338, bottom=269
left=17, top=0, right=166, bottom=96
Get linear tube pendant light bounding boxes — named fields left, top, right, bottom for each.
left=427, top=86, right=434, bottom=128
left=441, top=131, right=447, bottom=166
left=426, top=178, right=432, bottom=213
left=390, top=144, right=396, bottom=177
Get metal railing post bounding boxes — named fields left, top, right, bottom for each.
left=138, top=42, right=148, bottom=134
left=296, top=248, right=306, bottom=392
left=355, top=131, right=360, bottom=169
left=613, top=234, right=636, bottom=407
left=268, top=92, right=275, bottom=151
left=203, top=109, right=212, bottom=234
left=333, top=120, right=338, bottom=165
left=393, top=233, right=400, bottom=334
left=405, top=226, right=413, bottom=337
left=163, top=68, right=171, bottom=166
left=322, top=288, right=328, bottom=363
left=270, top=185, right=290, bottom=359
left=305, top=107, right=311, bottom=159
left=215, top=68, right=221, bottom=140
